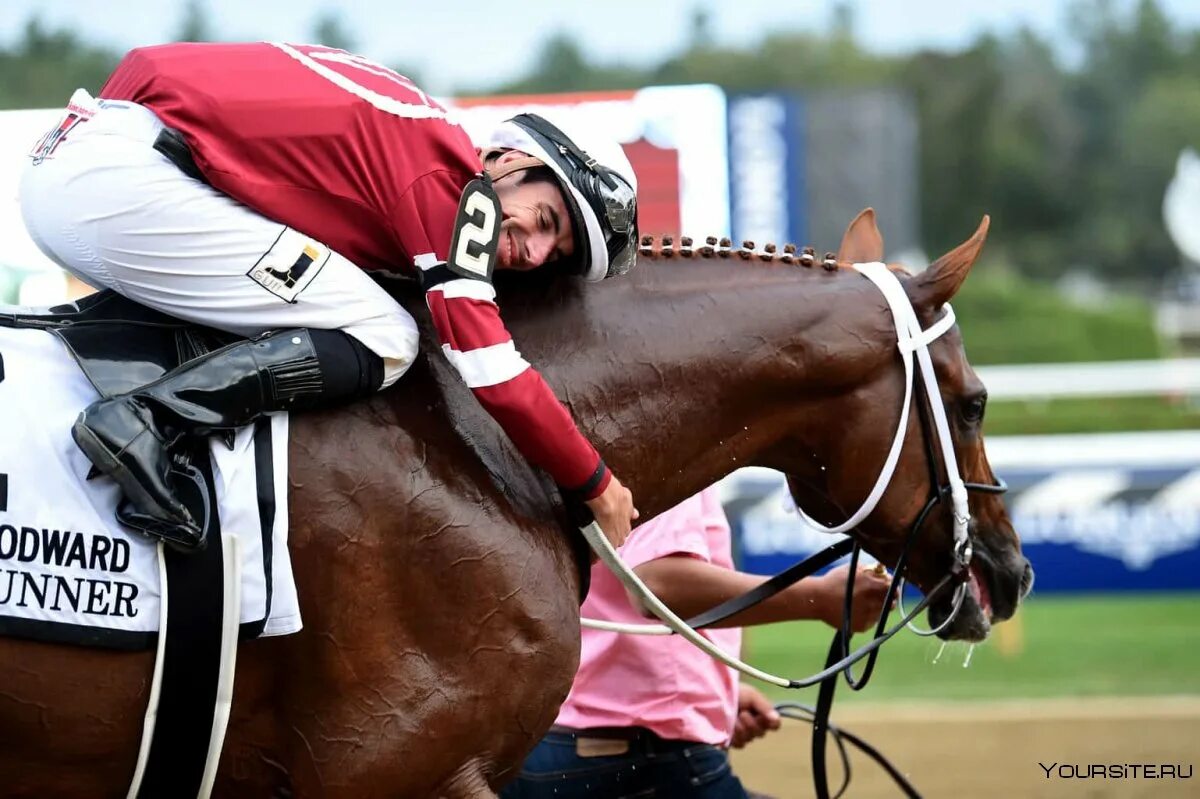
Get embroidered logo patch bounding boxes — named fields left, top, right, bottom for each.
left=247, top=229, right=331, bottom=303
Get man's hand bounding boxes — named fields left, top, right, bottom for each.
left=585, top=475, right=638, bottom=548
left=812, top=563, right=894, bottom=633
left=730, top=683, right=781, bottom=749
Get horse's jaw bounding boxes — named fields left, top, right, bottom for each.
left=928, top=536, right=1034, bottom=642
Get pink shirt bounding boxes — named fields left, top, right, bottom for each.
left=556, top=487, right=742, bottom=745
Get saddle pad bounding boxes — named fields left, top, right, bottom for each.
left=0, top=324, right=301, bottom=649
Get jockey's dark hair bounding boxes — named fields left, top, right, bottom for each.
left=481, top=149, right=558, bottom=188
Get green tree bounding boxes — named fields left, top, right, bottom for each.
left=175, top=0, right=214, bottom=42
left=474, top=32, right=643, bottom=95
left=1066, top=0, right=1192, bottom=280
left=901, top=39, right=1004, bottom=260
left=830, top=1, right=855, bottom=45
left=978, top=29, right=1082, bottom=278
left=1107, top=74, right=1200, bottom=277
left=687, top=7, right=713, bottom=49
left=0, top=18, right=117, bottom=109
left=313, top=11, right=357, bottom=51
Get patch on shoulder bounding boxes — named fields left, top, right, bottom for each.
left=446, top=176, right=501, bottom=282
left=247, top=228, right=332, bottom=303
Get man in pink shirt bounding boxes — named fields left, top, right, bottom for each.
left=501, top=487, right=892, bottom=798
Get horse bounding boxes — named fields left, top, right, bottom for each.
left=0, top=208, right=1031, bottom=797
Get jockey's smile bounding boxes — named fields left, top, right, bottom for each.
left=491, top=152, right=576, bottom=272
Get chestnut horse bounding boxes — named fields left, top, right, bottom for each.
left=0, top=210, right=1030, bottom=797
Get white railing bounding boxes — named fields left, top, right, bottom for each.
left=982, top=430, right=1200, bottom=469
left=976, top=359, right=1200, bottom=400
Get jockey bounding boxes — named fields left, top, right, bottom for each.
left=19, top=42, right=640, bottom=551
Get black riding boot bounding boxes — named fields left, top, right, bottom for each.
left=72, top=328, right=380, bottom=550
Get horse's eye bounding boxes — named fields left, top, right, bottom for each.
left=963, top=396, right=987, bottom=423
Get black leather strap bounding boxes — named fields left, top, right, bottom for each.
left=683, top=538, right=855, bottom=629
left=418, top=263, right=474, bottom=290
left=239, top=419, right=276, bottom=639
left=153, top=127, right=208, bottom=184
left=136, top=452, right=226, bottom=798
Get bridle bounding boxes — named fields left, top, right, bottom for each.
left=577, top=263, right=1008, bottom=798
left=804, top=369, right=1007, bottom=798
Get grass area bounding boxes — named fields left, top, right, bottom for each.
left=744, top=592, right=1200, bottom=703
left=946, top=267, right=1198, bottom=435
left=984, top=395, right=1200, bottom=435
left=953, top=268, right=1163, bottom=366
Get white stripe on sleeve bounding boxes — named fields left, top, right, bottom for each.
left=441, top=340, right=530, bottom=388
left=414, top=252, right=441, bottom=270
left=428, top=279, right=498, bottom=303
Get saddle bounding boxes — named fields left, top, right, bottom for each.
left=1, top=289, right=235, bottom=396
left=1, top=289, right=239, bottom=536
left=1, top=290, right=277, bottom=796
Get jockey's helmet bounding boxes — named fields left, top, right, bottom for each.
left=481, top=112, right=639, bottom=282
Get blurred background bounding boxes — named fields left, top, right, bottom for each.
left=1, top=0, right=1197, bottom=795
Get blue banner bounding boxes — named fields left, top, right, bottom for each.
left=727, top=94, right=806, bottom=248
left=722, top=466, right=1200, bottom=593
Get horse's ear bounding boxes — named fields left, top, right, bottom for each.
left=837, top=208, right=884, bottom=264
left=907, top=215, right=990, bottom=310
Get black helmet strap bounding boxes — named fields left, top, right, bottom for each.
left=511, top=113, right=620, bottom=191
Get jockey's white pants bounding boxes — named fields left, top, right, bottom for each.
left=19, top=93, right=416, bottom=387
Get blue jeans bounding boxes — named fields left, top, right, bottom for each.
left=500, top=728, right=749, bottom=799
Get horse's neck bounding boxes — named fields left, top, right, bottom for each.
left=524, top=258, right=890, bottom=520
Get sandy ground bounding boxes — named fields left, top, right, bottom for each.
left=730, top=696, right=1200, bottom=798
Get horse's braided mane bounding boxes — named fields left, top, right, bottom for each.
left=638, top=234, right=853, bottom=270
left=638, top=234, right=914, bottom=276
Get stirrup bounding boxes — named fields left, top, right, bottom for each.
left=115, top=460, right=211, bottom=552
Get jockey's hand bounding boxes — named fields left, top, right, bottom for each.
left=813, top=563, right=894, bottom=634
left=731, top=683, right=781, bottom=749
left=586, top=475, right=639, bottom=548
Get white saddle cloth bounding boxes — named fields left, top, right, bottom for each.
left=0, top=322, right=301, bottom=647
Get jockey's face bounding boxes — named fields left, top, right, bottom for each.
left=491, top=153, right=576, bottom=272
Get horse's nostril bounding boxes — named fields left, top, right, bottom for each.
left=1020, top=560, right=1035, bottom=598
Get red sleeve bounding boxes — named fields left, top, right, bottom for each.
left=396, top=171, right=612, bottom=497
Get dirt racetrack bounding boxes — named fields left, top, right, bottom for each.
left=730, top=696, right=1199, bottom=798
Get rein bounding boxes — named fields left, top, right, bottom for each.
left=578, top=263, right=1008, bottom=798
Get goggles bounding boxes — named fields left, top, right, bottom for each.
left=589, top=167, right=638, bottom=276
